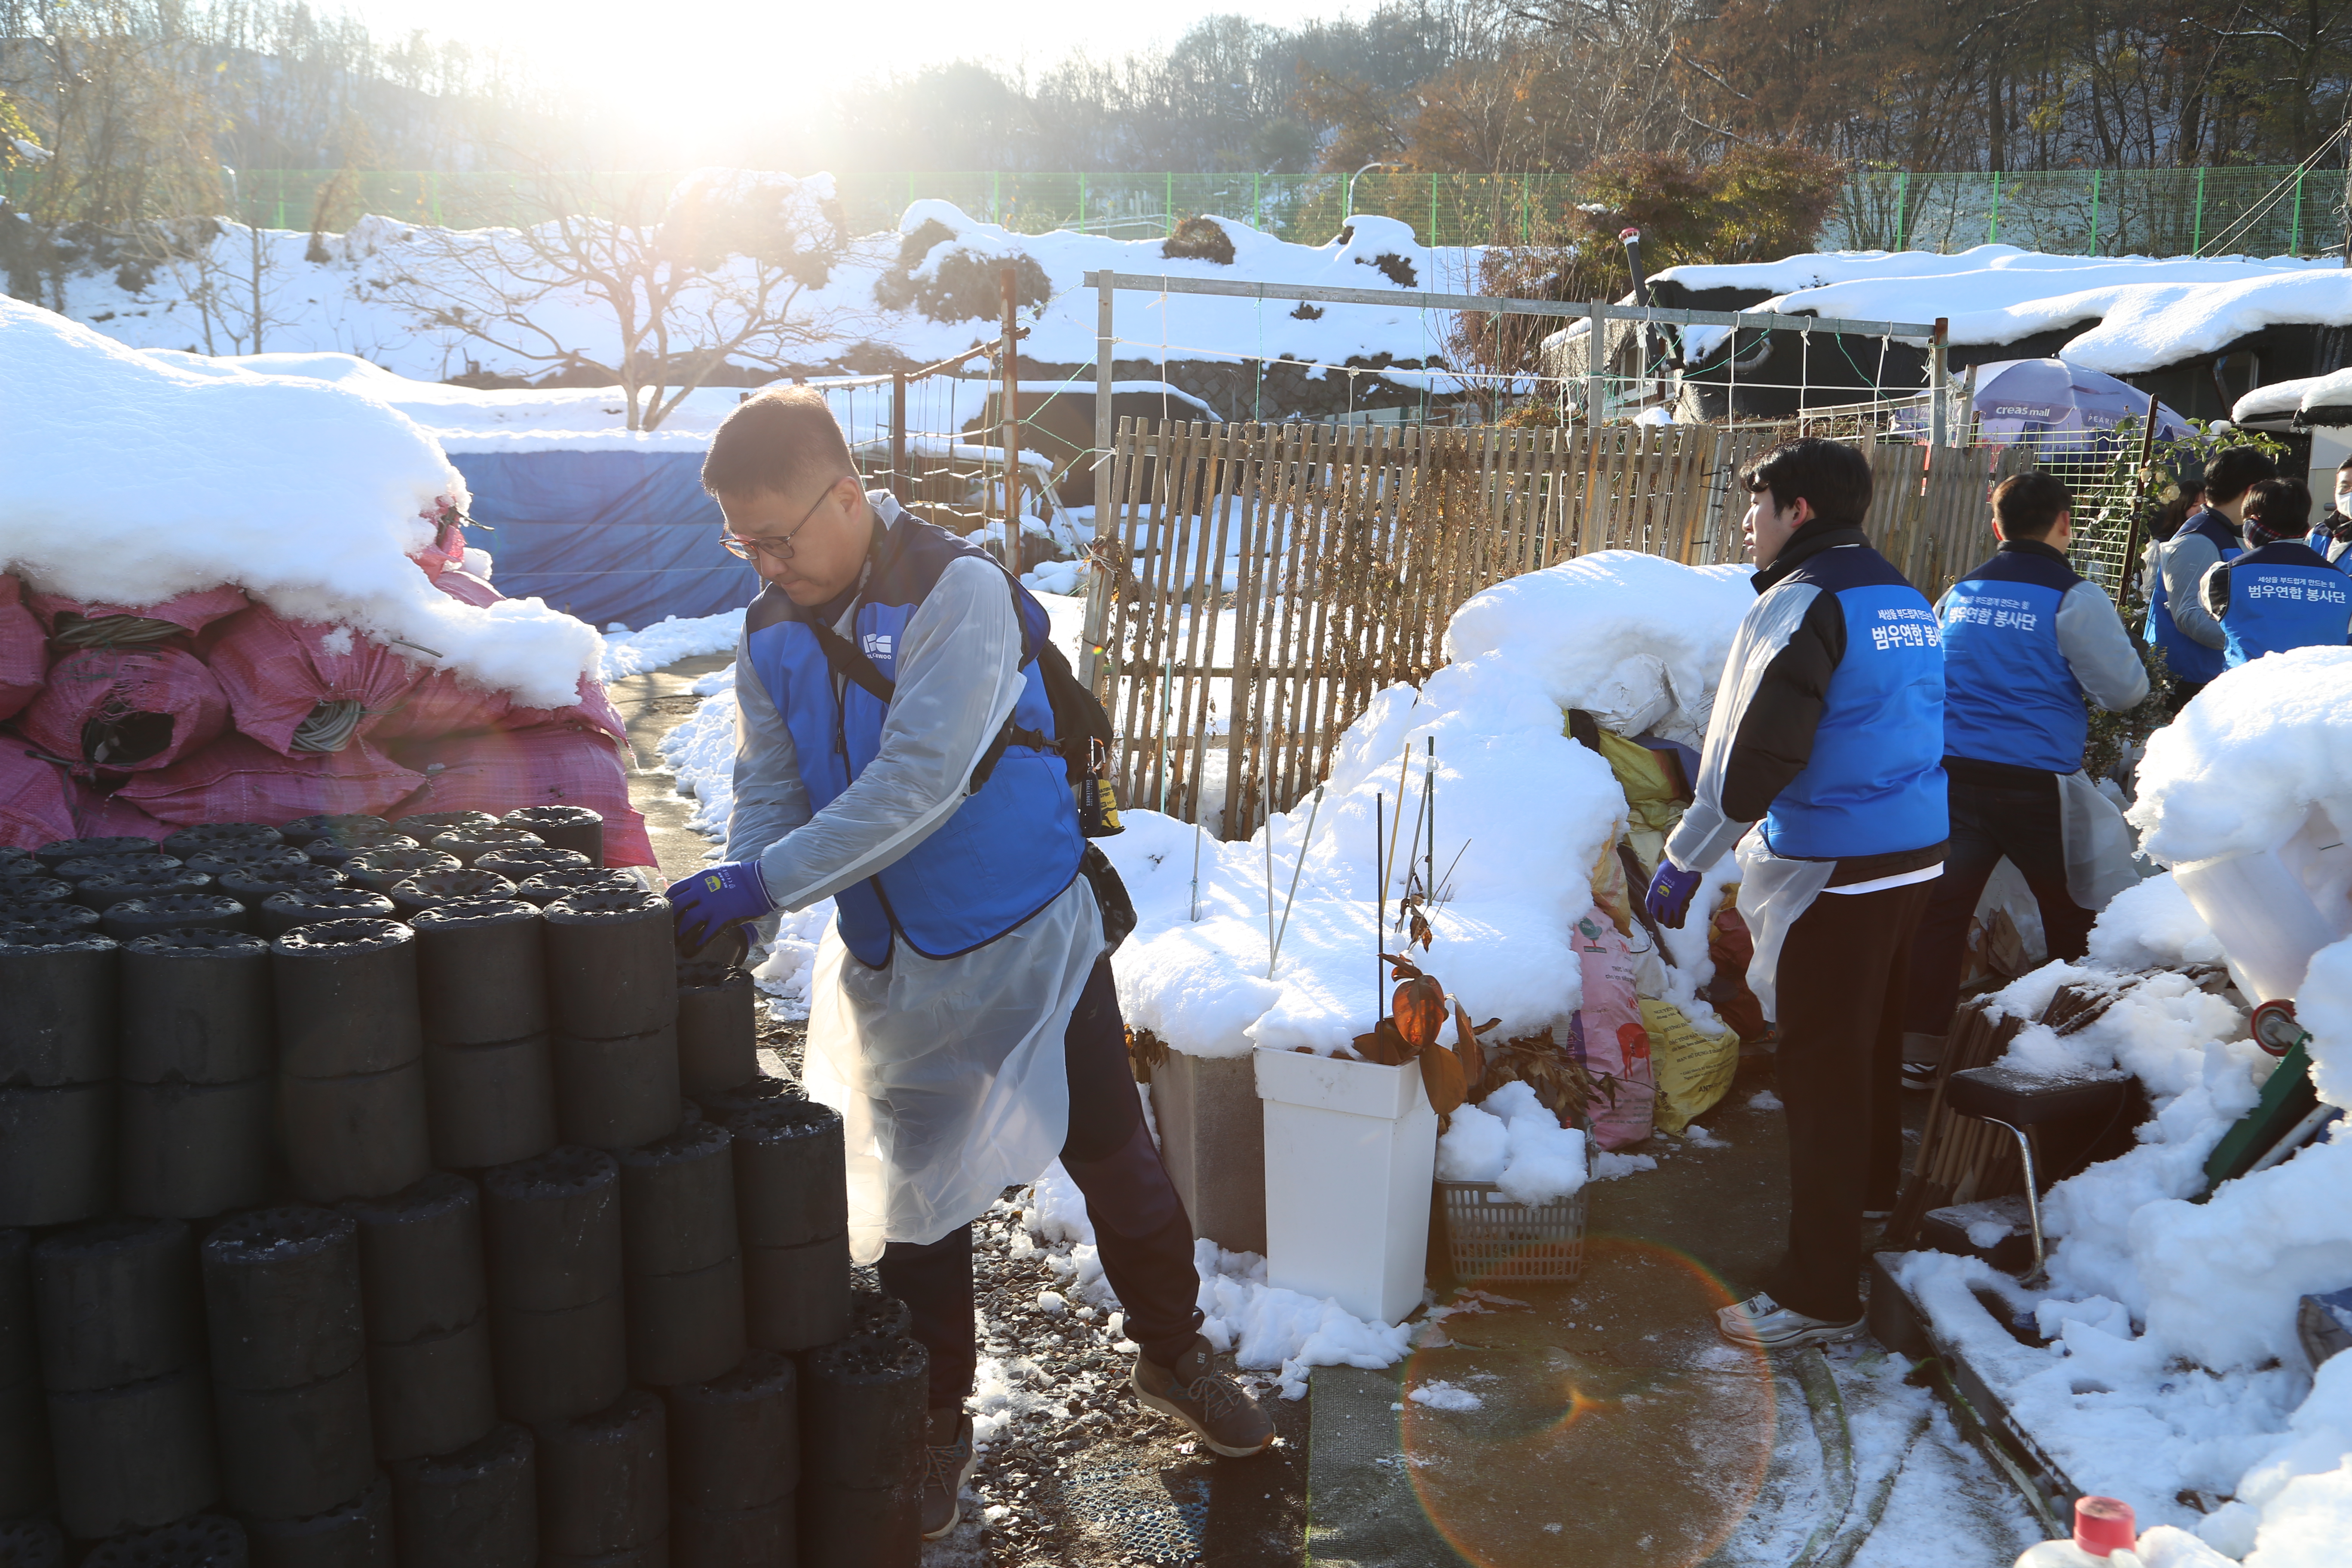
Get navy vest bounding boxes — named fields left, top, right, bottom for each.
left=1761, top=544, right=1948, bottom=860
left=2146, top=509, right=2240, bottom=684
left=2221, top=539, right=2352, bottom=666
left=744, top=518, right=1085, bottom=967
left=1940, top=546, right=2087, bottom=774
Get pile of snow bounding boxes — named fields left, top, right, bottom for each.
left=601, top=609, right=747, bottom=681
left=1435, top=1079, right=1591, bottom=1206
left=1892, top=661, right=2352, bottom=1562
left=2, top=299, right=598, bottom=706
left=1102, top=551, right=1752, bottom=1059
left=1648, top=246, right=2348, bottom=376
left=49, top=195, right=1479, bottom=397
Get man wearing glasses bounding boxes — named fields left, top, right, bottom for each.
left=667, top=389, right=1273, bottom=1540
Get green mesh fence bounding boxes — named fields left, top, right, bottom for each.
left=6, top=165, right=2345, bottom=257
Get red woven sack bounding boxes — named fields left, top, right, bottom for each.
left=366, top=669, right=517, bottom=744
left=17, top=646, right=231, bottom=775
left=0, top=576, right=45, bottom=722
left=387, top=722, right=653, bottom=867
left=114, top=732, right=427, bottom=828
left=203, top=606, right=429, bottom=756
left=0, top=747, right=81, bottom=851
left=24, top=584, right=250, bottom=639
left=67, top=783, right=172, bottom=843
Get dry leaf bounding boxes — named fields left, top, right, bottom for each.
left=1409, top=906, right=1433, bottom=950
left=1381, top=951, right=1427, bottom=980
left=1393, top=976, right=1447, bottom=1051
left=1420, top=1044, right=1465, bottom=1115
left=1350, top=1019, right=1415, bottom=1066
left=1452, top=1001, right=1486, bottom=1093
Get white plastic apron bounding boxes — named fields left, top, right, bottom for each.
left=1733, top=831, right=1834, bottom=1021
left=801, top=876, right=1104, bottom=1265
left=2055, top=769, right=2142, bottom=913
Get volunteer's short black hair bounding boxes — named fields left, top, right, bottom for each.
left=1992, top=472, right=2073, bottom=540
left=2204, top=445, right=2279, bottom=506
left=701, top=387, right=854, bottom=498
left=1741, top=438, right=1873, bottom=530
left=2243, top=477, right=2312, bottom=536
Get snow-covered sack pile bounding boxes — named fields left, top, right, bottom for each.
left=1099, top=550, right=1754, bottom=1059
left=0, top=297, right=649, bottom=857
left=1894, top=649, right=2352, bottom=1565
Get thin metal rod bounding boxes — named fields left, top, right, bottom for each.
left=1424, top=737, right=1436, bottom=910
left=1381, top=742, right=1411, bottom=927
left=1080, top=270, right=1939, bottom=339
left=1262, top=729, right=1276, bottom=977
left=1270, top=784, right=1324, bottom=978
left=1189, top=819, right=1202, bottom=922
left=1434, top=839, right=1470, bottom=904
left=1374, top=793, right=1384, bottom=1017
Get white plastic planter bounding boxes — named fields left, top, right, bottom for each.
left=1149, top=1050, right=1267, bottom=1256
left=1254, top=1046, right=1437, bottom=1325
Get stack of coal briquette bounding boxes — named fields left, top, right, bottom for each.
left=0, top=815, right=931, bottom=1568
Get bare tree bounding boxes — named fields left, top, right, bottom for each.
left=381, top=167, right=852, bottom=430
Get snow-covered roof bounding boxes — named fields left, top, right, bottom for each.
left=1, top=299, right=599, bottom=705
left=1652, top=245, right=2349, bottom=374
left=2233, top=364, right=2352, bottom=426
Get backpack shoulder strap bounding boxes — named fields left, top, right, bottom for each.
left=804, top=616, right=898, bottom=705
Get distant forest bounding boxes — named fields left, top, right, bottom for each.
left=2, top=0, right=2348, bottom=226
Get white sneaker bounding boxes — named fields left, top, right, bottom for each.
left=1715, top=1292, right=1865, bottom=1351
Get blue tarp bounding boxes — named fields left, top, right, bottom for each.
left=447, top=450, right=760, bottom=631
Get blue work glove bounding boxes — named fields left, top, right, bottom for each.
left=1644, top=858, right=1703, bottom=930
left=666, top=860, right=775, bottom=952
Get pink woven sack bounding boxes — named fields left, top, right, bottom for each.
left=387, top=722, right=653, bottom=867
left=24, top=584, right=250, bottom=639
left=0, top=576, right=45, bottom=722
left=0, top=748, right=82, bottom=851
left=17, top=646, right=231, bottom=775
left=1566, top=906, right=1657, bottom=1150
left=203, top=606, right=431, bottom=756
left=114, top=732, right=426, bottom=828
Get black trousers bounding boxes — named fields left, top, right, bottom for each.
left=1765, top=878, right=1933, bottom=1323
left=1902, top=768, right=2095, bottom=1039
left=876, top=959, right=1204, bottom=1411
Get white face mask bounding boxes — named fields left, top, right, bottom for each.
left=2336, top=483, right=2352, bottom=510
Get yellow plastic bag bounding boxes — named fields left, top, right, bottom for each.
left=1642, top=996, right=1739, bottom=1136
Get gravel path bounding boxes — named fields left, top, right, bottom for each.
left=755, top=1011, right=1308, bottom=1568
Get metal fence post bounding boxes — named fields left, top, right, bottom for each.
left=1586, top=301, right=1605, bottom=430
left=2293, top=170, right=2304, bottom=254
left=1988, top=172, right=2002, bottom=245
left=1165, top=173, right=1174, bottom=235
left=1086, top=271, right=1118, bottom=691
left=1429, top=173, right=1438, bottom=245
left=1001, top=266, right=1022, bottom=577
left=890, top=371, right=908, bottom=504
left=2194, top=167, right=2206, bottom=253
left=1895, top=170, right=1909, bottom=250
left=1929, top=319, right=1950, bottom=447
left=2088, top=169, right=2101, bottom=256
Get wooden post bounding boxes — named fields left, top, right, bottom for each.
left=890, top=370, right=908, bottom=504
left=1001, top=265, right=1022, bottom=578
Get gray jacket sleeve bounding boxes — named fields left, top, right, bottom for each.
left=723, top=636, right=812, bottom=866
left=752, top=555, right=1028, bottom=912
left=2160, top=532, right=2229, bottom=649
left=2056, top=581, right=2150, bottom=713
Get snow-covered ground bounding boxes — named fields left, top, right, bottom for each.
left=34, top=191, right=1479, bottom=389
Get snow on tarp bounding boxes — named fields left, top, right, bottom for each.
left=2236, top=364, right=2352, bottom=427
left=0, top=297, right=600, bottom=708
left=1647, top=246, right=2347, bottom=375
left=1892, top=656, right=2352, bottom=1560
left=1102, top=551, right=1752, bottom=1060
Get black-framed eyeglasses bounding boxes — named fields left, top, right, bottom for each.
left=722, top=478, right=843, bottom=564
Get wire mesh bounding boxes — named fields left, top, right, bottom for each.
left=20, top=165, right=2340, bottom=256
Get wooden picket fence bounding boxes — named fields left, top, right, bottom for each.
left=1080, top=417, right=2021, bottom=836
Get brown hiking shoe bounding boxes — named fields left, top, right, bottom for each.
left=919, top=1408, right=977, bottom=1540
left=1131, top=1336, right=1275, bottom=1458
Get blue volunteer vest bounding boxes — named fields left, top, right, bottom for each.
left=744, top=517, right=1085, bottom=968
left=2220, top=539, right=2352, bottom=666
left=1761, top=544, right=1948, bottom=859
left=1939, top=545, right=2087, bottom=774
left=2146, top=509, right=2241, bottom=684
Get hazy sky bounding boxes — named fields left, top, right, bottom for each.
left=347, top=1, right=1354, bottom=117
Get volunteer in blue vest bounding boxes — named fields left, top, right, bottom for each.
left=2147, top=447, right=2275, bottom=710
left=1643, top=438, right=1948, bottom=1352
left=2309, top=457, right=2352, bottom=566
left=2203, top=478, right=2352, bottom=662
left=665, top=390, right=1274, bottom=1537
left=1901, top=473, right=2149, bottom=1089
